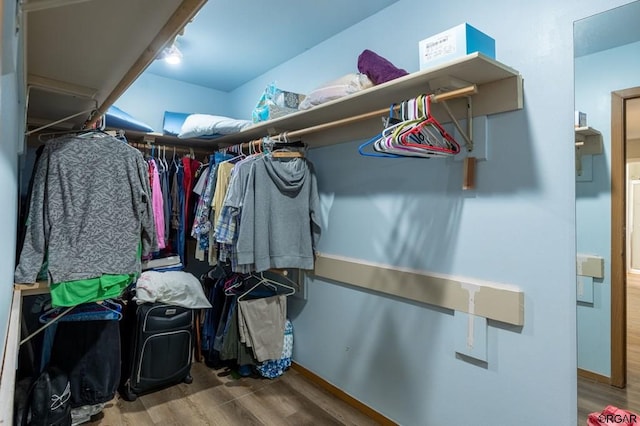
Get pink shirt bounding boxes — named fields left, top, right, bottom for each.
left=149, top=159, right=165, bottom=249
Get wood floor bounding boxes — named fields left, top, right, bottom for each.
left=81, top=272, right=640, bottom=425
left=577, top=273, right=640, bottom=424
left=86, top=362, right=379, bottom=425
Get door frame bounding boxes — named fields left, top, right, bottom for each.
left=627, top=178, right=640, bottom=274
left=611, top=87, right=640, bottom=388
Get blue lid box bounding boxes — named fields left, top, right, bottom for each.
left=419, top=23, right=495, bottom=70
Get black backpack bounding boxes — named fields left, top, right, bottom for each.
left=14, top=366, right=71, bottom=426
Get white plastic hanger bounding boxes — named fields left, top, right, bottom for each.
left=238, top=272, right=296, bottom=301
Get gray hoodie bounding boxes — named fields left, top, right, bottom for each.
left=236, top=155, right=321, bottom=272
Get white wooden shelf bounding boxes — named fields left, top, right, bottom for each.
left=575, top=126, right=603, bottom=153
left=127, top=52, right=524, bottom=149
left=575, top=126, right=603, bottom=177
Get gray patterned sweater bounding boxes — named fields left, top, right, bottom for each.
left=14, top=133, right=158, bottom=283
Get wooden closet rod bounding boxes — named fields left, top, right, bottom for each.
left=275, top=84, right=478, bottom=141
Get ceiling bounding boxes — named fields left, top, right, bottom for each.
left=144, top=0, right=400, bottom=92
left=24, top=0, right=205, bottom=131
left=574, top=0, right=640, bottom=58
left=574, top=1, right=640, bottom=139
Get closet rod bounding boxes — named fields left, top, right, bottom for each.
left=272, top=84, right=478, bottom=142
left=128, top=141, right=210, bottom=156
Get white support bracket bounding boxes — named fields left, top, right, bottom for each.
left=439, top=96, right=474, bottom=153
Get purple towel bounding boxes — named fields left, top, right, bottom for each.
left=357, top=49, right=408, bottom=85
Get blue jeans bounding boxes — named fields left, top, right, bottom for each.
left=49, top=320, right=120, bottom=408
left=177, top=166, right=185, bottom=262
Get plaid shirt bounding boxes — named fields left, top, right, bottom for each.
left=214, top=205, right=236, bottom=244
left=215, top=205, right=253, bottom=272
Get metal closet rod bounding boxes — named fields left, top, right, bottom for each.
left=269, top=84, right=478, bottom=142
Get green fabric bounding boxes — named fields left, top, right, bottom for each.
left=50, top=274, right=135, bottom=307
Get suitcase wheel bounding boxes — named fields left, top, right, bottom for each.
left=121, top=383, right=138, bottom=402
left=183, top=375, right=193, bottom=384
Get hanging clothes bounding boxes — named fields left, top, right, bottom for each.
left=215, top=155, right=259, bottom=272
left=237, top=294, right=286, bottom=362
left=149, top=158, right=166, bottom=250
left=14, top=132, right=157, bottom=289
left=256, top=319, right=293, bottom=379
left=175, top=162, right=186, bottom=262
left=236, top=155, right=321, bottom=272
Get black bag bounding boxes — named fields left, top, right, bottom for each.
left=119, top=302, right=193, bottom=401
left=14, top=367, right=72, bottom=426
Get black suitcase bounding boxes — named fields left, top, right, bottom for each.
left=119, top=302, right=194, bottom=401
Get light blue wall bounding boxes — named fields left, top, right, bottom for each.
left=114, top=73, right=234, bottom=132
left=117, top=0, right=638, bottom=424
left=575, top=40, right=640, bottom=376
left=231, top=1, right=620, bottom=425
left=0, top=0, right=25, bottom=368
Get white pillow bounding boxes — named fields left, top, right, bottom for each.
left=298, top=73, right=374, bottom=110
left=134, top=271, right=212, bottom=309
left=178, top=114, right=252, bottom=138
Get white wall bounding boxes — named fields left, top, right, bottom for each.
left=117, top=0, right=639, bottom=424
left=0, top=0, right=25, bottom=373
left=114, top=72, right=234, bottom=132
left=575, top=39, right=640, bottom=377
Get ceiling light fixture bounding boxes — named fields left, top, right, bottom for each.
left=158, top=42, right=183, bottom=65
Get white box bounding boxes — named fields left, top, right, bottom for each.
left=419, top=23, right=495, bottom=70
left=575, top=111, right=587, bottom=128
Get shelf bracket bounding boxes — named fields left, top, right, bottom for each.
left=437, top=95, right=476, bottom=190
left=438, top=95, right=473, bottom=153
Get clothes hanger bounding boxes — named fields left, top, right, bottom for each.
left=271, top=150, right=304, bottom=158
left=164, top=146, right=170, bottom=171
left=269, top=132, right=306, bottom=158
left=21, top=299, right=123, bottom=346
left=358, top=104, right=405, bottom=158
left=39, top=300, right=123, bottom=324
left=171, top=146, right=180, bottom=169
left=397, top=94, right=460, bottom=156
left=237, top=272, right=296, bottom=301
left=223, top=275, right=244, bottom=296
left=381, top=97, right=449, bottom=158
left=21, top=306, right=75, bottom=346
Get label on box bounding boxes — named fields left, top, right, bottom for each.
left=422, top=29, right=457, bottom=62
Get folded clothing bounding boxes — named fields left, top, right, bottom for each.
left=134, top=270, right=212, bottom=309
left=588, top=405, right=640, bottom=425
left=141, top=255, right=181, bottom=270
left=357, top=49, right=408, bottom=85
left=298, top=73, right=373, bottom=110
left=178, top=114, right=252, bottom=138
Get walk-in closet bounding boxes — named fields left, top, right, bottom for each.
left=3, top=0, right=630, bottom=425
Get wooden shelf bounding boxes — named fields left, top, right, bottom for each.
left=575, top=126, right=603, bottom=178
left=575, top=126, right=603, bottom=156
left=14, top=281, right=50, bottom=296
left=126, top=52, right=523, bottom=149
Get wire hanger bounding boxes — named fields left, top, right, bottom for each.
left=237, top=272, right=296, bottom=301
